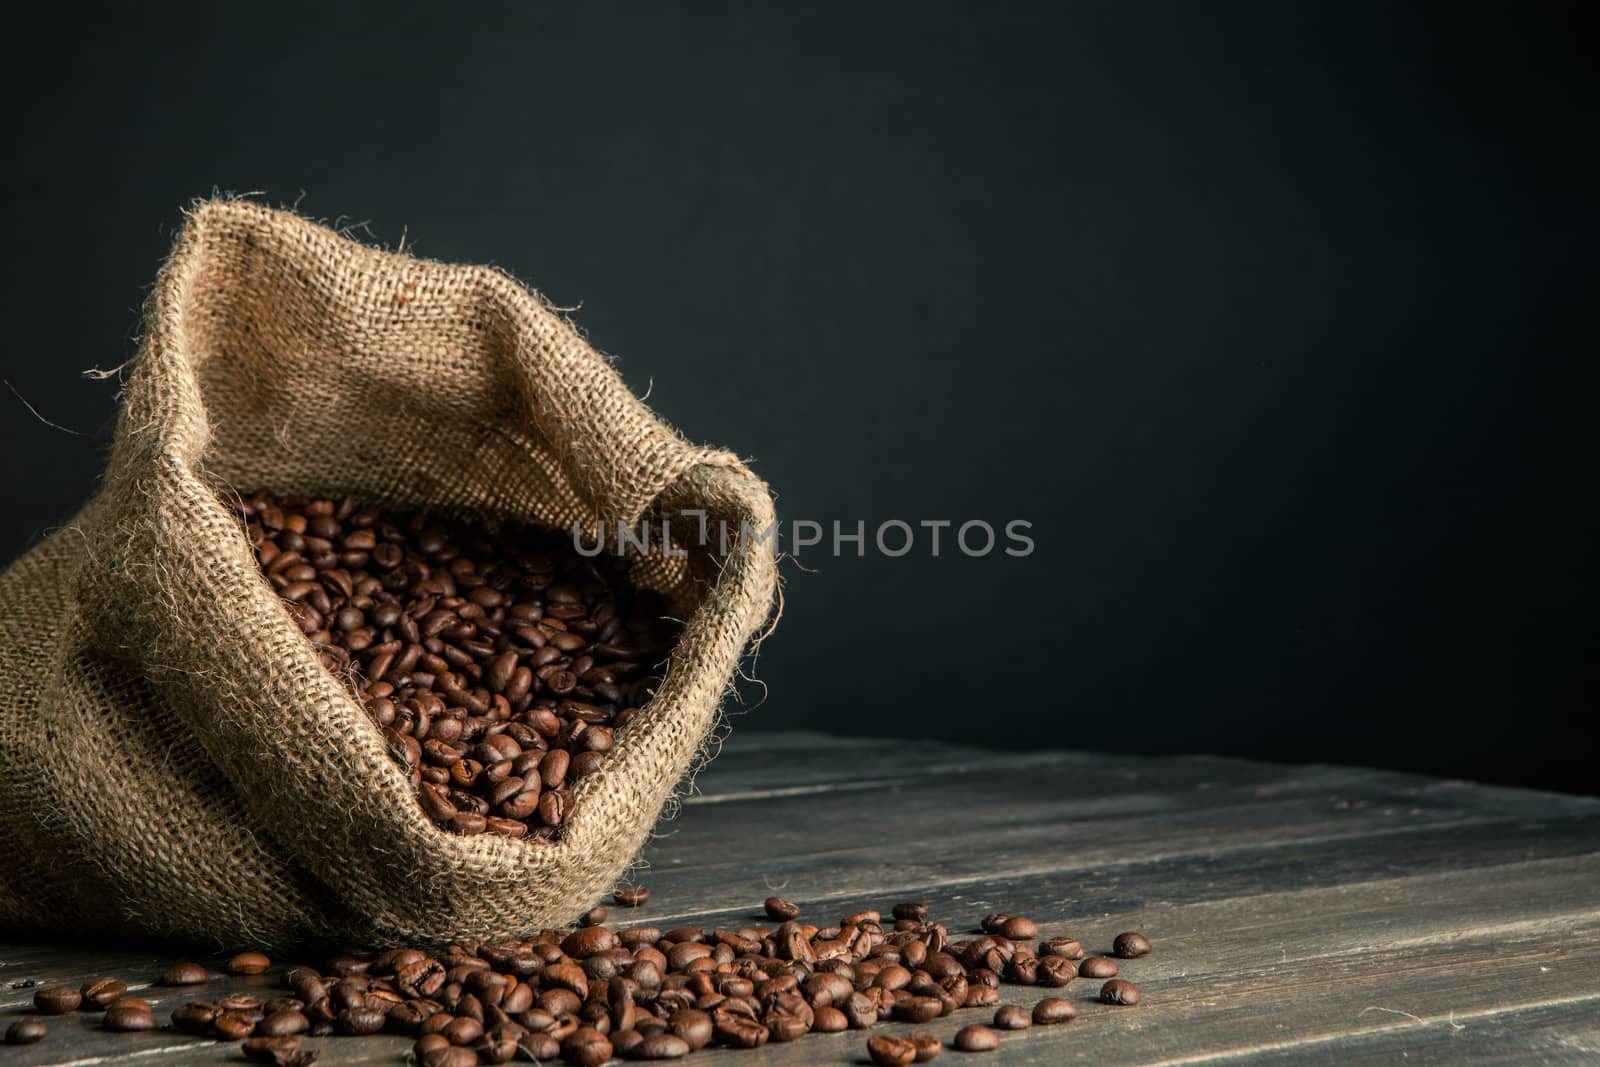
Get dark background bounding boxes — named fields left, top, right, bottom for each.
left=4, top=3, right=1594, bottom=793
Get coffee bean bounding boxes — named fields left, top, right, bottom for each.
left=980, top=913, right=1009, bottom=934
left=632, top=1031, right=691, bottom=1059
left=993, top=1003, right=1030, bottom=1030
left=5, top=1019, right=47, bottom=1045
left=1033, top=996, right=1077, bottom=1024
left=764, top=896, right=801, bottom=921
left=159, top=961, right=209, bottom=985
left=215, top=1010, right=259, bottom=1039
left=582, top=905, right=608, bottom=927
left=242, top=1036, right=308, bottom=1065
left=1113, top=931, right=1152, bottom=958
left=421, top=1047, right=477, bottom=1067
left=172, top=1001, right=222, bottom=1034
left=811, top=1005, right=849, bottom=1033
left=258, top=1009, right=310, bottom=1036
left=869, top=1033, right=920, bottom=1065
left=562, top=1026, right=613, bottom=1066
left=229, top=951, right=273, bottom=975
left=79, top=977, right=127, bottom=1008
left=713, top=1007, right=769, bottom=1048
left=911, top=1032, right=943, bottom=1061
left=1079, top=956, right=1119, bottom=978
left=892, top=995, right=943, bottom=1023
left=33, top=985, right=81, bottom=1013
left=1037, top=955, right=1077, bottom=986
left=996, top=915, right=1037, bottom=940
left=1038, top=937, right=1083, bottom=960
left=105, top=1002, right=158, bottom=1031
left=614, top=885, right=651, bottom=907
left=953, top=1024, right=1000, bottom=1052
left=893, top=901, right=930, bottom=921
left=668, top=1007, right=713, bottom=1050
left=1101, top=978, right=1142, bottom=1006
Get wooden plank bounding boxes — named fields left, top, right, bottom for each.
left=1239, top=997, right=1600, bottom=1065
left=632, top=781, right=1598, bottom=919
left=2, top=737, right=1595, bottom=1065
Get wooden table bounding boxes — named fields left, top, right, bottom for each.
left=4, top=731, right=1598, bottom=1065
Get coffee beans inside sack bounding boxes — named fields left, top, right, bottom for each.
left=0, top=199, right=778, bottom=946
left=241, top=492, right=683, bottom=839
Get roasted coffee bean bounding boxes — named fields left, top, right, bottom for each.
left=160, top=961, right=209, bottom=986
left=5, top=1019, right=47, bottom=1045
left=581, top=905, right=609, bottom=927
left=993, top=1003, right=1031, bottom=1030
left=105, top=1002, right=158, bottom=1031
left=562, top=1026, right=613, bottom=1067
left=667, top=1007, right=713, bottom=1050
left=979, top=914, right=1009, bottom=934
left=1033, top=996, right=1077, bottom=1024
left=1100, top=978, right=1142, bottom=1006
left=868, top=1033, right=920, bottom=1066
left=34, top=985, right=82, bottom=1013
left=1078, top=956, right=1119, bottom=978
left=1037, top=955, right=1077, bottom=986
left=1113, top=931, right=1152, bottom=958
left=911, top=1032, right=943, bottom=1061
left=953, top=1024, right=1000, bottom=1052
left=421, top=1047, right=477, bottom=1067
left=632, top=1031, right=691, bottom=1059
left=258, top=1009, right=310, bottom=1036
left=1038, top=937, right=1084, bottom=960
left=172, top=1001, right=222, bottom=1034
left=713, top=1007, right=769, bottom=1048
left=812, top=1005, right=849, bottom=1032
left=230, top=951, right=273, bottom=975
left=764, top=896, right=801, bottom=921
left=892, top=995, right=943, bottom=1023
left=242, top=1036, right=309, bottom=1065
left=996, top=915, right=1037, bottom=940
left=214, top=1009, right=259, bottom=1039
left=892, top=901, right=930, bottom=921
left=80, top=977, right=127, bottom=1008
left=614, top=885, right=651, bottom=907
left=842, top=991, right=878, bottom=1029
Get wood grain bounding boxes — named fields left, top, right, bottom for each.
left=1, top=731, right=1595, bottom=1065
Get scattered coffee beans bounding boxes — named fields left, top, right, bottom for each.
left=33, top=984, right=81, bottom=1013
left=953, top=1023, right=1000, bottom=1051
left=5, top=1019, right=47, bottom=1045
left=24, top=897, right=1158, bottom=1063
left=1033, top=996, right=1077, bottom=1024
left=1100, top=978, right=1143, bottom=1006
left=1113, top=931, right=1152, bottom=958
left=238, top=493, right=681, bottom=840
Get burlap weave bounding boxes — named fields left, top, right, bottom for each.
left=0, top=200, right=777, bottom=948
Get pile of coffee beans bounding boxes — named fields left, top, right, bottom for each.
left=5, top=890, right=1153, bottom=1063
left=235, top=493, right=682, bottom=839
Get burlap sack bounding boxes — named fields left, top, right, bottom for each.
left=0, top=200, right=777, bottom=948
